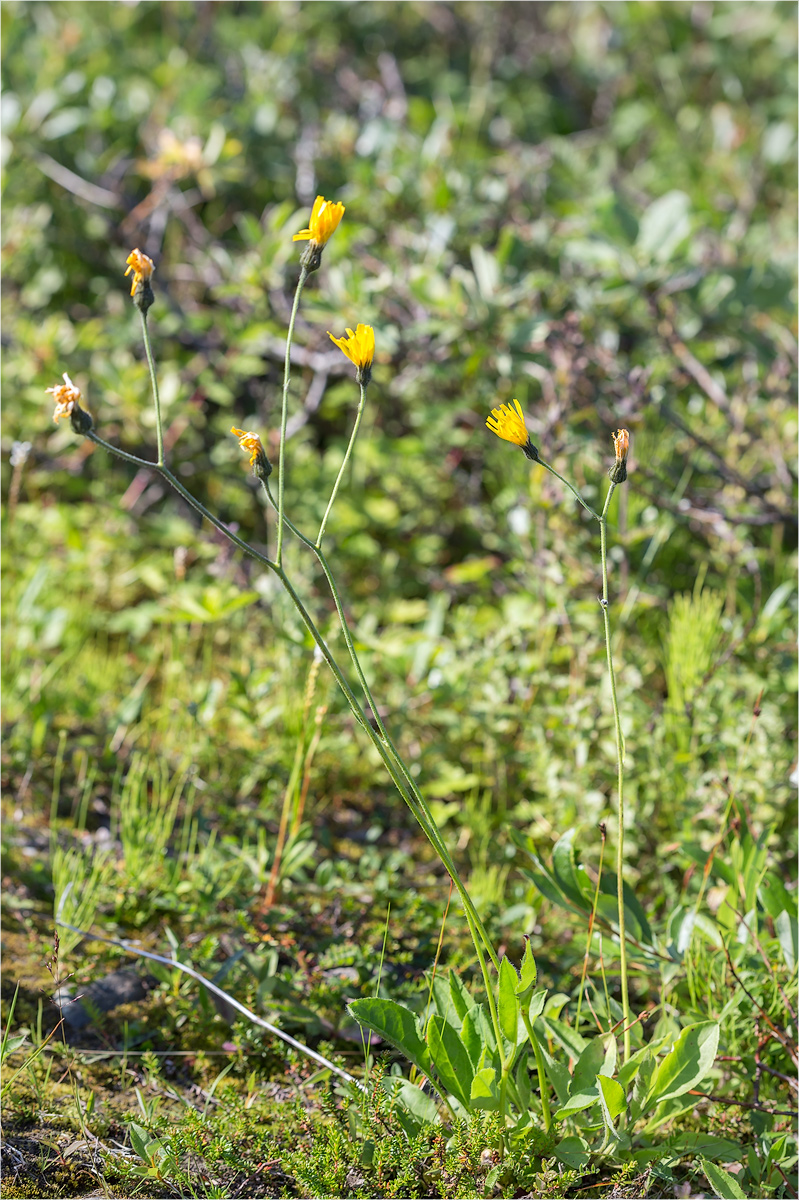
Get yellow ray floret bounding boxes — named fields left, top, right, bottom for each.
left=46, top=373, right=82, bottom=423
left=486, top=398, right=529, bottom=447
left=328, top=324, right=375, bottom=371
left=231, top=426, right=265, bottom=466
left=124, top=248, right=155, bottom=296
left=293, top=195, right=345, bottom=246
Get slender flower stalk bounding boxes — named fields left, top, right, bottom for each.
left=316, top=323, right=375, bottom=548
left=599, top=479, right=631, bottom=1062
left=276, top=267, right=308, bottom=567
left=317, top=381, right=367, bottom=548
left=140, top=313, right=165, bottom=466
left=488, top=407, right=632, bottom=1061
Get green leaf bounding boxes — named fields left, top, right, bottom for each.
left=461, top=1003, right=498, bottom=1074
left=528, top=989, right=547, bottom=1021
left=470, top=1066, right=501, bottom=1111
left=649, top=1021, right=720, bottom=1107
left=516, top=939, right=537, bottom=999
left=555, top=1136, right=591, bottom=1170
left=460, top=1007, right=486, bottom=1071
left=636, top=190, right=692, bottom=262
left=571, top=1038, right=605, bottom=1094
left=427, top=1015, right=474, bottom=1110
left=542, top=1016, right=587, bottom=1062
left=597, top=1074, right=626, bottom=1125
left=571, top=1035, right=615, bottom=1094
left=555, top=1089, right=600, bottom=1118
left=382, top=1076, right=441, bottom=1136
left=552, top=829, right=589, bottom=907
left=700, top=1157, right=747, bottom=1199
left=539, top=1043, right=572, bottom=1106
left=629, top=1050, right=655, bottom=1122
left=348, top=999, right=431, bottom=1077
left=128, top=1123, right=151, bottom=1164
left=515, top=1053, right=531, bottom=1110
left=775, top=909, right=798, bottom=971
left=447, top=971, right=473, bottom=1023
left=498, top=957, right=520, bottom=1047
left=760, top=871, right=798, bottom=920
left=668, top=1134, right=742, bottom=1162
left=598, top=873, right=654, bottom=945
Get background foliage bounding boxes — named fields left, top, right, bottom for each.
left=2, top=2, right=796, bottom=1197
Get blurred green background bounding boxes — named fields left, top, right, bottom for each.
left=1, top=2, right=797, bottom=1189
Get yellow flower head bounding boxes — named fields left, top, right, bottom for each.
left=124, top=248, right=155, bottom=297
left=231, top=426, right=272, bottom=478
left=328, top=324, right=375, bottom=384
left=46, top=373, right=82, bottom=423
left=293, top=195, right=345, bottom=247
left=486, top=399, right=539, bottom=461
left=612, top=428, right=630, bottom=463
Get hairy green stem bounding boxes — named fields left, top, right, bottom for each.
left=87, top=431, right=155, bottom=471
left=538, top=458, right=600, bottom=521
left=140, top=313, right=164, bottom=467
left=599, top=481, right=631, bottom=1062
left=277, top=267, right=308, bottom=567
left=316, top=380, right=367, bottom=548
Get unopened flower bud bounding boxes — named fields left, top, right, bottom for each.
left=609, top=428, right=629, bottom=484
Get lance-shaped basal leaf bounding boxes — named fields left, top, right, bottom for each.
left=571, top=1034, right=616, bottom=1095
left=597, top=1074, right=626, bottom=1142
left=427, top=1015, right=475, bottom=1110
left=348, top=998, right=432, bottom=1078
left=699, top=1157, right=747, bottom=1199
left=648, top=1021, right=720, bottom=1107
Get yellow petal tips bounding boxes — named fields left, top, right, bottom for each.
left=486, top=399, right=539, bottom=461
left=328, top=324, right=375, bottom=386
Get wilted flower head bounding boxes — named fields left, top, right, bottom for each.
left=46, top=373, right=82, bottom=423
left=328, top=324, right=375, bottom=386
left=231, top=426, right=272, bottom=479
left=609, top=428, right=630, bottom=484
left=124, top=248, right=155, bottom=296
left=46, top=373, right=92, bottom=433
left=486, top=399, right=539, bottom=461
